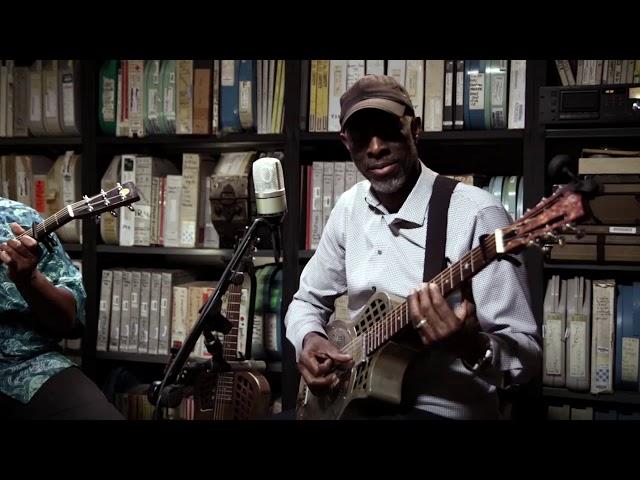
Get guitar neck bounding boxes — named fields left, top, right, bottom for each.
left=212, top=283, right=243, bottom=418
left=362, top=233, right=499, bottom=355
left=15, top=207, right=74, bottom=241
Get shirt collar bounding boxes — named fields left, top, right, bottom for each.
left=363, top=161, right=437, bottom=226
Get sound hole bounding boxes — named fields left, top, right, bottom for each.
left=233, top=375, right=253, bottom=420
left=355, top=360, right=369, bottom=391
left=357, top=299, right=383, bottom=334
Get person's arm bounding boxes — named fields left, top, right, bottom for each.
left=0, top=223, right=84, bottom=338
left=464, top=204, right=542, bottom=387
left=407, top=203, right=541, bottom=389
left=284, top=197, right=349, bottom=360
left=285, top=196, right=353, bottom=394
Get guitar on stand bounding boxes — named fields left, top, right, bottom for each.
left=192, top=275, right=271, bottom=420
left=148, top=156, right=287, bottom=420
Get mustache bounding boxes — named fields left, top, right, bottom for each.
left=366, top=159, right=397, bottom=170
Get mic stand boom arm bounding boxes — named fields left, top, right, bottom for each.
left=150, top=216, right=272, bottom=418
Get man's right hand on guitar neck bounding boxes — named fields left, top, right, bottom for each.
left=299, top=332, right=353, bottom=396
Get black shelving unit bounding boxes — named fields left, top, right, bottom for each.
left=97, top=351, right=170, bottom=364
left=0, top=137, right=82, bottom=146
left=6, top=59, right=602, bottom=417
left=544, top=262, right=640, bottom=272
left=95, top=245, right=277, bottom=257
left=545, top=127, right=640, bottom=138
left=544, top=387, right=640, bottom=406
left=540, top=60, right=640, bottom=416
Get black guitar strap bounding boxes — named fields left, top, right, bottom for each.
left=423, top=175, right=459, bottom=282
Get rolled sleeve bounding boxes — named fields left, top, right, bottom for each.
left=285, top=197, right=348, bottom=361
left=39, top=238, right=86, bottom=327
left=468, top=205, right=542, bottom=387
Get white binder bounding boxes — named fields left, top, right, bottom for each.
left=328, top=60, right=347, bottom=132
left=405, top=60, right=425, bottom=121
left=58, top=60, right=81, bottom=135
left=27, top=60, right=46, bottom=136
left=543, top=275, right=567, bottom=387
left=566, top=276, right=592, bottom=392
left=591, top=279, right=616, bottom=394
left=42, top=60, right=63, bottom=135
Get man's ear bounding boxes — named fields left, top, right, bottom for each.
left=411, top=117, right=422, bottom=143
left=339, top=131, right=351, bottom=152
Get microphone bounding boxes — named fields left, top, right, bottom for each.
left=252, top=157, right=287, bottom=219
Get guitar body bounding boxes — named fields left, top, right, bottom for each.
left=296, top=291, right=419, bottom=420
left=193, top=371, right=271, bottom=420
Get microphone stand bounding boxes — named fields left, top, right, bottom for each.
left=149, top=215, right=281, bottom=419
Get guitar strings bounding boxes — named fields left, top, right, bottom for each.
left=335, top=235, right=497, bottom=359
left=14, top=193, right=126, bottom=240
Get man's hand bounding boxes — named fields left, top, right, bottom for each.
left=407, top=282, right=478, bottom=346
left=0, top=223, right=40, bottom=287
left=298, top=332, right=353, bottom=396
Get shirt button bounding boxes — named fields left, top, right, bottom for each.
left=377, top=249, right=382, bottom=255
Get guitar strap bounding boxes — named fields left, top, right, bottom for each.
left=423, top=175, right=458, bottom=283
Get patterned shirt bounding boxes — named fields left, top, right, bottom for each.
left=0, top=197, right=86, bottom=403
left=285, top=162, right=542, bottom=420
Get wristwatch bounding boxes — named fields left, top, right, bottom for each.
left=462, top=333, right=494, bottom=373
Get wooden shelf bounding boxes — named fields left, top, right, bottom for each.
left=0, top=137, right=82, bottom=146
left=420, top=130, right=524, bottom=141
left=96, top=351, right=282, bottom=372
left=62, top=243, right=83, bottom=252
left=300, top=130, right=524, bottom=142
left=544, top=262, right=640, bottom=272
left=543, top=387, right=640, bottom=406
left=96, top=245, right=276, bottom=258
left=545, top=127, right=640, bottom=139
left=96, top=133, right=285, bottom=149
left=96, top=351, right=169, bottom=364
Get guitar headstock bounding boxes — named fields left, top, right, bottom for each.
left=495, top=185, right=586, bottom=255
left=72, top=182, right=141, bottom=219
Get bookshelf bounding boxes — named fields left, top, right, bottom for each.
left=538, top=60, right=640, bottom=418
left=543, top=387, right=640, bottom=407
left=8, top=59, right=639, bottom=419
left=0, top=59, right=550, bottom=416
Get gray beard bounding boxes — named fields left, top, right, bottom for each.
left=368, top=168, right=407, bottom=194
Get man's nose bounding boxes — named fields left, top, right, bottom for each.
left=367, top=136, right=387, bottom=157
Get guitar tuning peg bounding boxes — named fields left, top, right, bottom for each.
left=127, top=205, right=135, bottom=212
left=111, top=210, right=118, bottom=217
left=558, top=236, right=565, bottom=246
left=95, top=215, right=101, bottom=224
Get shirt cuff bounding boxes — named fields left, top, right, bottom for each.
left=288, top=321, right=327, bottom=362
left=462, top=332, right=519, bottom=389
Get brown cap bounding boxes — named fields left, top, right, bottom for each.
left=339, top=74, right=415, bottom=130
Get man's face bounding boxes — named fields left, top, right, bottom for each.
left=341, top=109, right=420, bottom=195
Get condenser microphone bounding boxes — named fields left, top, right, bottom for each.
left=252, top=157, right=287, bottom=219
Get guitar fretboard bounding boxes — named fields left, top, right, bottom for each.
left=16, top=207, right=74, bottom=242
left=362, top=233, right=498, bottom=355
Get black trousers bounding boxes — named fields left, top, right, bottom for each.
left=0, top=366, right=124, bottom=420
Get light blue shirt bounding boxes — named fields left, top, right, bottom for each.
left=285, top=162, right=541, bottom=419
